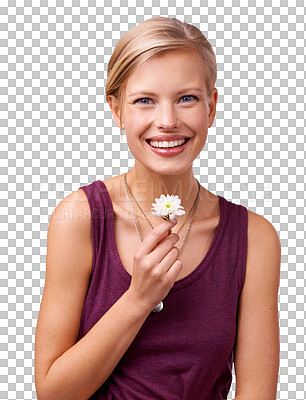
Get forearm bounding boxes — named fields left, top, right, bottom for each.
left=41, top=289, right=151, bottom=400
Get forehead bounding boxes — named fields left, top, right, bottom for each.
left=125, top=50, right=207, bottom=93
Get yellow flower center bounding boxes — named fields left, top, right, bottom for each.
left=165, top=203, right=171, bottom=209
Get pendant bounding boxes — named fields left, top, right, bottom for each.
left=152, top=301, right=163, bottom=313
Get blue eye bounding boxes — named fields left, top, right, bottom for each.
left=181, top=95, right=198, bottom=102
left=134, top=95, right=198, bottom=104
left=135, top=98, right=152, bottom=104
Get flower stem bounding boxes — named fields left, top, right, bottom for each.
left=162, top=215, right=171, bottom=235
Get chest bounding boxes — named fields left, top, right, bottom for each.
left=113, top=211, right=220, bottom=282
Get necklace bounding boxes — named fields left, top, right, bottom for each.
left=124, top=177, right=200, bottom=246
left=123, top=172, right=201, bottom=313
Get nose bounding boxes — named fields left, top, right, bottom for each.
left=154, top=102, right=178, bottom=130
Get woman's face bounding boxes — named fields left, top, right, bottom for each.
left=111, top=49, right=218, bottom=176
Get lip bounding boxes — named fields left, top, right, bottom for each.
left=146, top=135, right=190, bottom=142
left=145, top=137, right=191, bottom=157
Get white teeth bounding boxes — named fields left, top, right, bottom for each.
left=148, top=139, right=187, bottom=148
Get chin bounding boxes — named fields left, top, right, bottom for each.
left=146, top=163, right=193, bottom=177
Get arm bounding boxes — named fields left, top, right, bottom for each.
left=233, top=210, right=281, bottom=400
left=35, top=190, right=152, bottom=400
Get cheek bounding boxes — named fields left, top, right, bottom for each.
left=185, top=106, right=207, bottom=123
left=190, top=113, right=208, bottom=130
left=125, top=112, right=148, bottom=131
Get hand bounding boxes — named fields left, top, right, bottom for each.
left=128, top=218, right=183, bottom=312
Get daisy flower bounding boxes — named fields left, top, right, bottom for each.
left=152, top=194, right=186, bottom=234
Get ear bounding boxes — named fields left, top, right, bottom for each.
left=107, top=94, right=125, bottom=130
left=208, top=88, right=218, bottom=128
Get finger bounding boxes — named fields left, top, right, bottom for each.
left=140, top=218, right=177, bottom=256
left=146, top=233, right=179, bottom=265
left=166, top=259, right=183, bottom=281
left=158, top=246, right=180, bottom=272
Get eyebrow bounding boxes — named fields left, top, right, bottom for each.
left=127, top=88, right=204, bottom=98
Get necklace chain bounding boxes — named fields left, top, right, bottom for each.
left=123, top=172, right=201, bottom=253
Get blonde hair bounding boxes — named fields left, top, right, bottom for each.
left=105, top=17, right=217, bottom=139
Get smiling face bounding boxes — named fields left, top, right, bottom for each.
left=109, top=49, right=218, bottom=177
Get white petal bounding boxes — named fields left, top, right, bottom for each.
left=175, top=210, right=186, bottom=215
left=169, top=214, right=175, bottom=221
left=151, top=193, right=186, bottom=217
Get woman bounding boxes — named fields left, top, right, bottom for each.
left=35, top=17, right=281, bottom=400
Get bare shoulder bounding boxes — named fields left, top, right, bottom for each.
left=234, top=209, right=281, bottom=399
left=244, top=208, right=281, bottom=299
left=45, top=188, right=93, bottom=303
left=53, top=188, right=91, bottom=222
left=247, top=208, right=280, bottom=238
left=247, top=209, right=281, bottom=268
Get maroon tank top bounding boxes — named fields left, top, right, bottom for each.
left=77, top=180, right=248, bottom=400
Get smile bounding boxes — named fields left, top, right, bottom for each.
left=145, top=138, right=191, bottom=157
left=147, top=138, right=188, bottom=148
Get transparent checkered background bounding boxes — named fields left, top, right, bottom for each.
left=0, top=0, right=305, bottom=399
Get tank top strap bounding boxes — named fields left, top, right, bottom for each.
left=79, top=180, right=111, bottom=275
left=219, top=195, right=248, bottom=295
